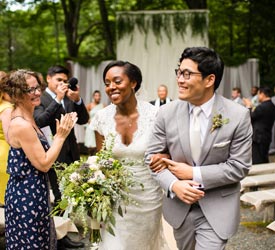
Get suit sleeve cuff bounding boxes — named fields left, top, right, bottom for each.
left=54, top=97, right=62, bottom=105
left=74, top=98, right=82, bottom=105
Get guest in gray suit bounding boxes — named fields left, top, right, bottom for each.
left=145, top=47, right=252, bottom=250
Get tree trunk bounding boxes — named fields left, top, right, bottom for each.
left=97, top=0, right=115, bottom=58
left=61, top=0, right=82, bottom=58
left=52, top=2, right=61, bottom=63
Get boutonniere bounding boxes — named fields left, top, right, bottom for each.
left=210, top=113, right=229, bottom=133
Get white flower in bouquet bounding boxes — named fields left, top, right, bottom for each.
left=87, top=156, right=98, bottom=164
left=69, top=172, right=81, bottom=183
left=87, top=156, right=100, bottom=170
left=94, top=170, right=106, bottom=180
left=89, top=164, right=100, bottom=171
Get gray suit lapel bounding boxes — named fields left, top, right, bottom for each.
left=176, top=101, right=193, bottom=164
left=199, top=95, right=224, bottom=164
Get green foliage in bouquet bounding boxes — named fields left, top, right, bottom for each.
left=52, top=134, right=139, bottom=241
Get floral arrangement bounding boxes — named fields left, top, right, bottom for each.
left=52, top=134, right=139, bottom=243
left=210, top=113, right=229, bottom=133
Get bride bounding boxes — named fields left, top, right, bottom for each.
left=91, top=61, right=170, bottom=250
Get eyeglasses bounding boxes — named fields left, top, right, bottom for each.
left=175, top=69, right=202, bottom=79
left=24, top=85, right=42, bottom=94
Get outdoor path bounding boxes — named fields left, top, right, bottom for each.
left=1, top=204, right=274, bottom=250
left=64, top=204, right=275, bottom=250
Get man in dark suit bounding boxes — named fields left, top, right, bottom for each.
left=34, top=65, right=89, bottom=249
left=244, top=86, right=275, bottom=164
left=150, top=84, right=172, bottom=107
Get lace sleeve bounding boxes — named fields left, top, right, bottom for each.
left=90, top=110, right=103, bottom=135
left=89, top=105, right=115, bottom=137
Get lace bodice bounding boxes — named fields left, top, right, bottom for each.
left=92, top=100, right=158, bottom=161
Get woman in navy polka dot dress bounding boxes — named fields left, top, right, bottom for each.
left=5, top=134, right=54, bottom=249
left=3, top=70, right=77, bottom=250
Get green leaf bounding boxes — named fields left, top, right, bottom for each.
left=102, top=209, right=108, bottom=221
left=118, top=205, right=123, bottom=217
left=59, top=199, right=68, bottom=210
left=97, top=210, right=102, bottom=222
left=110, top=215, right=116, bottom=227
left=106, top=225, right=115, bottom=236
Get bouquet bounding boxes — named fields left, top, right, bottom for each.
left=52, top=134, right=139, bottom=243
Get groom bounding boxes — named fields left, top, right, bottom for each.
left=145, top=47, right=252, bottom=250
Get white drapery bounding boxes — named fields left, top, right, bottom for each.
left=116, top=10, right=209, bottom=102
left=70, top=11, right=259, bottom=143
left=217, top=58, right=260, bottom=99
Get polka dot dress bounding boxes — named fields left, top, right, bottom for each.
left=5, top=134, right=56, bottom=250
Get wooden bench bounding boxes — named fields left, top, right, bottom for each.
left=248, top=163, right=275, bottom=176
left=267, top=221, right=275, bottom=232
left=241, top=173, right=275, bottom=192
left=240, top=189, right=275, bottom=222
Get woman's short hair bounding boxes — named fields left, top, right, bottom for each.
left=103, top=61, right=142, bottom=92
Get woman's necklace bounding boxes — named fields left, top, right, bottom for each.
left=116, top=104, right=138, bottom=128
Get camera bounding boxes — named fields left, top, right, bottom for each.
left=68, top=77, right=78, bottom=91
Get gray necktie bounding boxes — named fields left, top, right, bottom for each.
left=190, top=106, right=202, bottom=164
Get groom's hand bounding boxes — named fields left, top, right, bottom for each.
left=162, top=158, right=193, bottom=179
left=149, top=153, right=170, bottom=172
left=172, top=180, right=205, bottom=204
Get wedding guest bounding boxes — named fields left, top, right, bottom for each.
left=0, top=71, right=13, bottom=206
left=231, top=87, right=244, bottom=106
left=150, top=84, right=172, bottom=107
left=92, top=61, right=170, bottom=250
left=33, top=65, right=88, bottom=249
left=250, top=86, right=259, bottom=108
left=4, top=69, right=77, bottom=250
left=244, top=86, right=275, bottom=164
left=84, top=90, right=105, bottom=155
left=146, top=47, right=252, bottom=250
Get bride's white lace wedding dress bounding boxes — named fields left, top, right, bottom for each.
left=92, top=100, right=170, bottom=250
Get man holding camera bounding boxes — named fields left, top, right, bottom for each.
left=34, top=65, right=89, bottom=249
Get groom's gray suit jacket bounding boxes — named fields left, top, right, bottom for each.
left=145, top=94, right=252, bottom=240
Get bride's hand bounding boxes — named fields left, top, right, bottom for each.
left=162, top=158, right=193, bottom=179
left=149, top=153, right=170, bottom=172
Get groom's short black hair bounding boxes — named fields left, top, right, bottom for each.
left=179, top=47, right=224, bottom=91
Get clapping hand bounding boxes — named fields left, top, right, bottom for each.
left=55, top=112, right=78, bottom=138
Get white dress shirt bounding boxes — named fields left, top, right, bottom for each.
left=189, top=94, right=215, bottom=187
left=169, top=94, right=216, bottom=196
